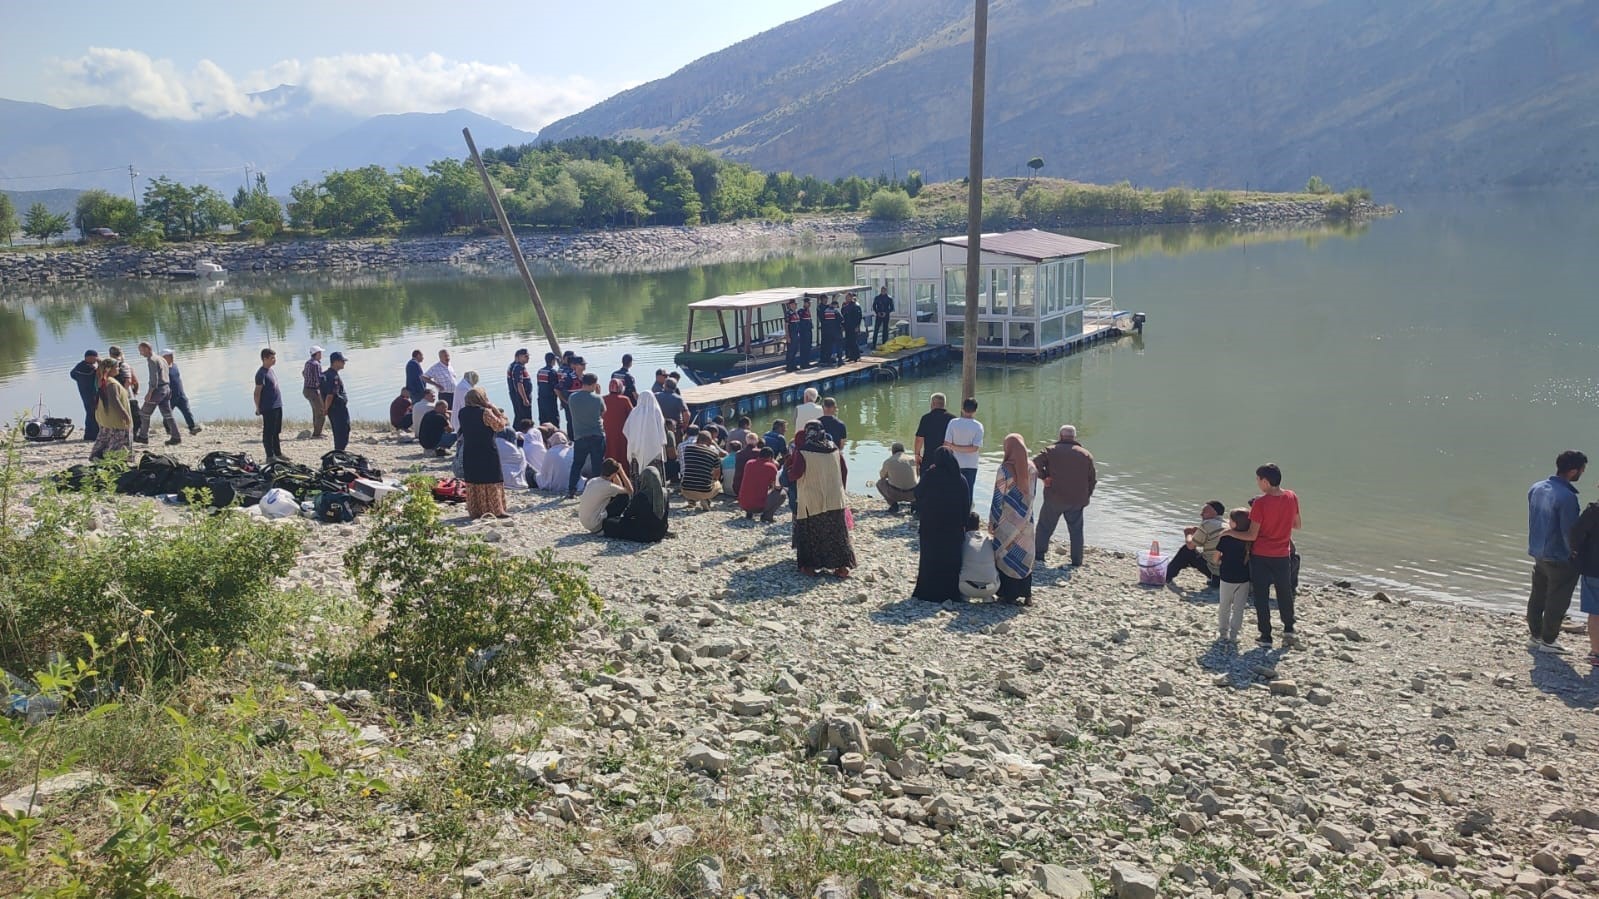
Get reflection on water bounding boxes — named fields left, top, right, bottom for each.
left=3, top=196, right=1594, bottom=614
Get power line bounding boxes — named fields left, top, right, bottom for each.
left=0, top=166, right=129, bottom=183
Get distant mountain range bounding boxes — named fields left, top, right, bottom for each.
left=538, top=0, right=1599, bottom=190
left=0, top=87, right=537, bottom=196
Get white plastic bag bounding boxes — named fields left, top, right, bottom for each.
left=1136, top=540, right=1166, bottom=586
left=259, top=488, right=299, bottom=519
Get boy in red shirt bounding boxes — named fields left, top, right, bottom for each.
left=738, top=446, right=785, bottom=522
left=1223, top=463, right=1302, bottom=646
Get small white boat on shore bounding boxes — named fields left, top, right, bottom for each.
left=195, top=259, right=226, bottom=279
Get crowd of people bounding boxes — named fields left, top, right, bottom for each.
left=69, top=343, right=203, bottom=461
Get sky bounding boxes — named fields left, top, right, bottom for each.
left=1, top=0, right=838, bottom=130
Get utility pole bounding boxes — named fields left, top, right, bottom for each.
left=961, top=0, right=988, bottom=402
left=462, top=127, right=562, bottom=358
left=128, top=164, right=139, bottom=209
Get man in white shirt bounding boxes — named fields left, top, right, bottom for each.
left=943, top=397, right=984, bottom=502
left=794, top=387, right=824, bottom=433
left=424, top=349, right=459, bottom=409
left=577, top=459, right=633, bottom=532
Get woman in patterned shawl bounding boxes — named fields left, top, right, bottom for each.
left=990, top=433, right=1037, bottom=603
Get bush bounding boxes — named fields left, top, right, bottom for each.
left=1160, top=187, right=1194, bottom=217
left=0, top=429, right=301, bottom=684
left=340, top=482, right=601, bottom=706
left=981, top=193, right=1019, bottom=229
left=866, top=188, right=914, bottom=221
left=1305, top=175, right=1333, bottom=195
left=1201, top=190, right=1236, bottom=216
left=1323, top=193, right=1355, bottom=218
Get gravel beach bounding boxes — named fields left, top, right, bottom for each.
left=10, top=420, right=1599, bottom=898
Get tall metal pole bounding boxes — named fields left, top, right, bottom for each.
left=962, top=0, right=988, bottom=402
left=462, top=127, right=562, bottom=358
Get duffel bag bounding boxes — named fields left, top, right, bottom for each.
left=313, top=492, right=358, bottom=523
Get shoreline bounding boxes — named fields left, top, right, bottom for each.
left=0, top=198, right=1389, bottom=286
left=5, top=420, right=1597, bottom=897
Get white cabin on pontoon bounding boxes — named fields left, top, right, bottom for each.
left=852, top=229, right=1123, bottom=358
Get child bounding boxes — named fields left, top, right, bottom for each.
left=1213, top=508, right=1253, bottom=643
left=959, top=512, right=1000, bottom=600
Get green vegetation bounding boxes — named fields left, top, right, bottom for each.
left=867, top=187, right=914, bottom=221
left=72, top=189, right=139, bottom=237
left=140, top=177, right=235, bottom=242
left=20, top=203, right=68, bottom=245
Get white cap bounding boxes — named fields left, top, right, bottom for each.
left=159, top=348, right=174, bottom=357
left=309, top=346, right=325, bottom=356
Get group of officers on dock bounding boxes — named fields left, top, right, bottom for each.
left=782, top=287, right=896, bottom=371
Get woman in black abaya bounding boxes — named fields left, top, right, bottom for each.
left=912, top=446, right=970, bottom=601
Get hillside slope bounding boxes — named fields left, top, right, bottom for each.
left=537, top=0, right=1599, bottom=190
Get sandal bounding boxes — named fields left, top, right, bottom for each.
left=833, top=568, right=851, bottom=578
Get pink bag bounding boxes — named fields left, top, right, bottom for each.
left=1137, top=540, right=1166, bottom=585
left=844, top=507, right=855, bottom=530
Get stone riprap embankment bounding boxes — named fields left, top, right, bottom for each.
left=9, top=422, right=1596, bottom=899
left=0, top=198, right=1390, bottom=287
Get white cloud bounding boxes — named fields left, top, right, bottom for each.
left=48, top=48, right=605, bottom=130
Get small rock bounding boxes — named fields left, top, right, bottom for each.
left=1109, top=862, right=1159, bottom=899
left=1417, top=839, right=1458, bottom=867
left=1031, top=864, right=1093, bottom=898
left=683, top=744, right=731, bottom=775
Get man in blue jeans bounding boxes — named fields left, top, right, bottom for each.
left=566, top=372, right=607, bottom=498
left=1526, top=450, right=1586, bottom=654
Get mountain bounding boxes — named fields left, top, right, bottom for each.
left=536, top=0, right=1599, bottom=190
left=0, top=95, right=538, bottom=195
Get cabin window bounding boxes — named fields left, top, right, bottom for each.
left=1040, top=315, right=1065, bottom=346
left=1062, top=309, right=1084, bottom=337
left=1073, top=258, right=1085, bottom=307
left=1014, top=267, right=1036, bottom=317
left=989, top=267, right=1010, bottom=315
left=944, top=269, right=965, bottom=317
left=944, top=320, right=964, bottom=347
left=1008, top=321, right=1036, bottom=348
left=914, top=281, right=938, bottom=323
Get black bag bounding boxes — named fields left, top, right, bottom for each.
left=54, top=464, right=95, bottom=491
left=313, top=492, right=357, bottom=523
left=137, top=452, right=190, bottom=495
left=201, top=451, right=258, bottom=477
left=321, top=450, right=381, bottom=479
left=230, top=476, right=269, bottom=507
left=262, top=460, right=320, bottom=500
left=204, top=476, right=238, bottom=508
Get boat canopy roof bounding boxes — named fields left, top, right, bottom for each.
left=686, top=285, right=864, bottom=311
left=854, top=228, right=1118, bottom=264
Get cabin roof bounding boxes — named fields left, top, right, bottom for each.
left=854, top=228, right=1118, bottom=264
left=687, top=285, right=864, bottom=310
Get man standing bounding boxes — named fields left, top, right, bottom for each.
left=1526, top=450, right=1586, bottom=653
left=321, top=351, right=351, bottom=453
left=651, top=367, right=671, bottom=394
left=1225, top=463, right=1302, bottom=647
left=69, top=349, right=100, bottom=442
left=302, top=347, right=326, bottom=439
left=818, top=397, right=847, bottom=446
left=536, top=352, right=561, bottom=426
left=1167, top=500, right=1227, bottom=589
left=566, top=372, right=606, bottom=498
left=559, top=356, right=586, bottom=436
left=656, top=380, right=689, bottom=438
left=425, top=349, right=458, bottom=410
left=135, top=342, right=182, bottom=446
left=783, top=299, right=803, bottom=372
left=109, top=345, right=139, bottom=431
left=404, top=349, right=427, bottom=404
left=913, top=393, right=954, bottom=476
left=841, top=293, right=864, bottom=362
left=507, top=348, right=533, bottom=425
left=611, top=354, right=639, bottom=404
left=797, top=297, right=815, bottom=368
left=943, top=397, right=984, bottom=502
left=254, top=348, right=283, bottom=461
left=161, top=349, right=202, bottom=435
left=1033, top=425, right=1097, bottom=568
left=871, top=285, right=896, bottom=348
left=818, top=296, right=843, bottom=365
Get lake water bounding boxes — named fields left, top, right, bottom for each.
left=3, top=192, right=1596, bottom=613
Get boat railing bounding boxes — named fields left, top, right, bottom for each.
left=1084, top=296, right=1117, bottom=323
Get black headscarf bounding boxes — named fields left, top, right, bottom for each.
left=912, top=446, right=969, bottom=601
left=800, top=420, right=836, bottom=454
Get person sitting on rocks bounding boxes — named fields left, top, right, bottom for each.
left=518, top=419, right=545, bottom=489
left=680, top=430, right=725, bottom=510
left=417, top=400, right=457, bottom=456
left=732, top=437, right=763, bottom=497
left=721, top=440, right=741, bottom=495
left=538, top=430, right=575, bottom=494
left=876, top=442, right=919, bottom=512
left=389, top=387, right=414, bottom=432
left=579, top=458, right=633, bottom=533
left=412, top=388, right=436, bottom=444
left=602, top=466, right=670, bottom=543
left=960, top=512, right=1000, bottom=601
left=1167, top=500, right=1227, bottom=589
left=762, top=419, right=789, bottom=460
left=738, top=445, right=784, bottom=522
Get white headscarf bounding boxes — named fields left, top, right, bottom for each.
left=451, top=370, right=481, bottom=430
left=624, top=390, right=668, bottom=470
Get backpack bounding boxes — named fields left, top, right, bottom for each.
left=136, top=452, right=190, bottom=495
left=321, top=450, right=381, bottom=479
left=201, top=451, right=258, bottom=477
left=432, top=478, right=467, bottom=504
left=313, top=492, right=357, bottom=523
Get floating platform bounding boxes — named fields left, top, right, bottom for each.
left=681, top=345, right=952, bottom=423
left=986, top=311, right=1133, bottom=362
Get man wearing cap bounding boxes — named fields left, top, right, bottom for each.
left=651, top=368, right=670, bottom=394
left=302, top=347, right=326, bottom=439
left=321, top=351, right=351, bottom=453
left=69, top=349, right=101, bottom=442
left=161, top=349, right=202, bottom=435
left=559, top=356, right=585, bottom=437
left=507, top=348, right=533, bottom=425
left=536, top=352, right=560, bottom=426
left=797, top=297, right=815, bottom=368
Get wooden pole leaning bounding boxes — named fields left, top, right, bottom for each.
left=462, top=127, right=562, bottom=358
left=962, top=0, right=988, bottom=403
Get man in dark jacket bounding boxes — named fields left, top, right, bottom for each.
left=1569, top=496, right=1599, bottom=666
left=161, top=349, right=202, bottom=435
left=69, top=349, right=100, bottom=441
left=841, top=293, right=864, bottom=361
left=320, top=351, right=351, bottom=453
left=1033, top=424, right=1097, bottom=567
left=818, top=297, right=843, bottom=365
left=871, top=286, right=895, bottom=347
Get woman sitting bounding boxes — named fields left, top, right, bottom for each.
left=959, top=512, right=1001, bottom=600
left=789, top=421, right=856, bottom=577
left=578, top=458, right=633, bottom=533
left=602, top=466, right=670, bottom=543
left=538, top=430, right=574, bottom=494
left=520, top=421, right=548, bottom=489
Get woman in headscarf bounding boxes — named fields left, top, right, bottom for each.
left=912, top=446, right=969, bottom=601
left=990, top=434, right=1037, bottom=603
left=538, top=429, right=573, bottom=493
left=450, top=370, right=481, bottom=431
left=602, top=465, right=669, bottom=543
left=622, top=389, right=667, bottom=475
left=89, top=357, right=134, bottom=461
left=495, top=426, right=527, bottom=490
left=459, top=387, right=510, bottom=518
left=788, top=421, right=856, bottom=577
left=602, top=377, right=634, bottom=466
left=521, top=422, right=548, bottom=489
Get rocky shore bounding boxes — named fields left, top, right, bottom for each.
left=7, top=421, right=1595, bottom=898
left=0, top=197, right=1388, bottom=286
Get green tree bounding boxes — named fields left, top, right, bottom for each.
left=237, top=174, right=283, bottom=239
left=73, top=189, right=139, bottom=236
left=647, top=161, right=703, bottom=225
left=904, top=170, right=924, bottom=198
left=0, top=193, right=17, bottom=246
left=1027, top=156, right=1044, bottom=182
left=317, top=166, right=399, bottom=235
left=22, top=202, right=70, bottom=244
left=287, top=181, right=324, bottom=230
left=564, top=159, right=648, bottom=227
left=415, top=158, right=485, bottom=233
left=140, top=177, right=196, bottom=240
left=711, top=168, right=764, bottom=222
left=1305, top=175, right=1333, bottom=195
left=867, top=188, right=914, bottom=221
left=192, top=184, right=236, bottom=236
